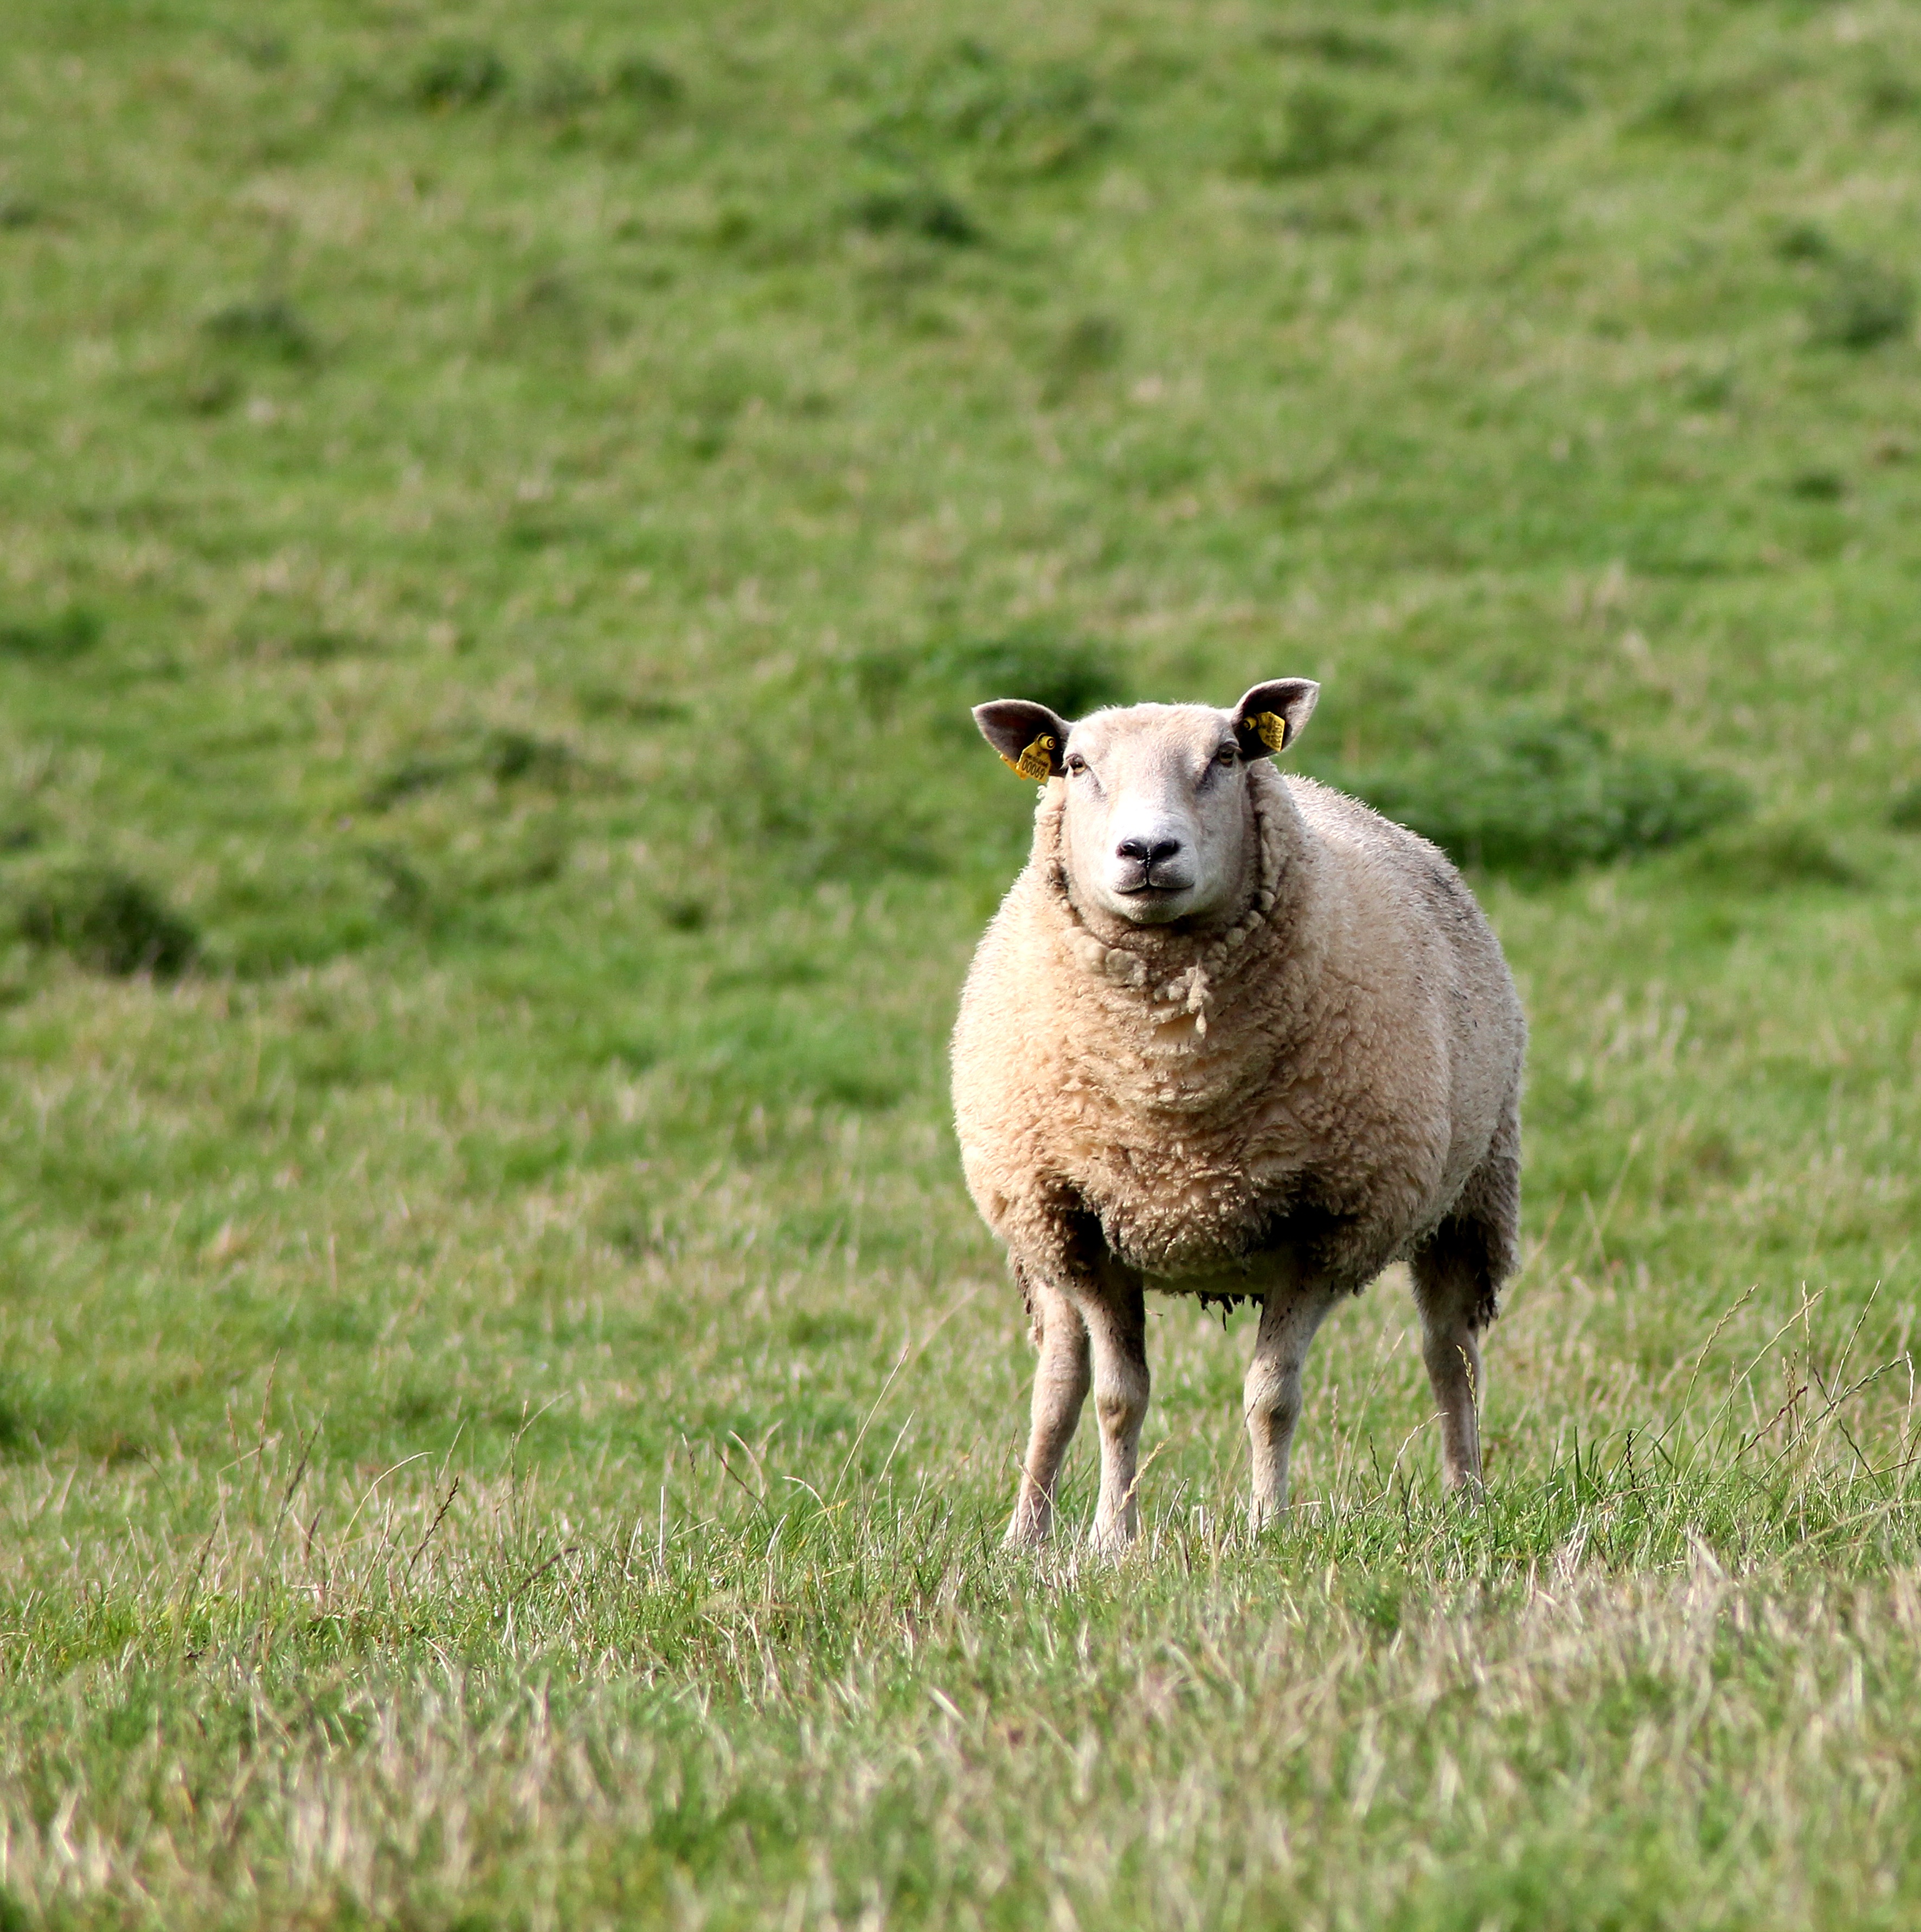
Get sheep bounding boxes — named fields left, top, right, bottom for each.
left=950, top=680, right=1525, bottom=1551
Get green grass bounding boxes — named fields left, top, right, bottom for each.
left=2, top=0, right=1921, bottom=1922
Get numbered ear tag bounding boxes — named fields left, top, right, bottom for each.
left=1248, top=711, right=1289, bottom=754
left=1001, top=734, right=1057, bottom=782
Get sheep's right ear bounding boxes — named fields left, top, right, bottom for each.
left=974, top=700, right=1071, bottom=782
left=1231, top=679, right=1319, bottom=760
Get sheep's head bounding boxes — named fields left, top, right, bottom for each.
left=974, top=679, right=1319, bottom=927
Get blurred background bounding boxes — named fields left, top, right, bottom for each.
left=4, top=0, right=1919, bottom=1512
left=5, top=0, right=1920, bottom=1484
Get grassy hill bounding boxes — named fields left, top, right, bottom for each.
left=2, top=0, right=1920, bottom=1923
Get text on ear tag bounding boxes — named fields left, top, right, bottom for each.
left=1002, top=734, right=1056, bottom=782
left=1248, top=711, right=1289, bottom=753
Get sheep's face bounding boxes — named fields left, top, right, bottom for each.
left=1058, top=705, right=1254, bottom=925
left=973, top=681, right=1320, bottom=930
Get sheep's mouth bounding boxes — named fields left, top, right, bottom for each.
left=1111, top=876, right=1197, bottom=920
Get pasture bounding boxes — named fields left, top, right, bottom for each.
left=2, top=0, right=1920, bottom=1922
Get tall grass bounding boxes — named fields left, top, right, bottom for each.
left=4, top=1283, right=1920, bottom=1925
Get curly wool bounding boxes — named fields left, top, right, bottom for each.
left=952, top=760, right=1525, bottom=1304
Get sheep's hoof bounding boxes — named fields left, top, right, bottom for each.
left=1247, top=1480, right=1290, bottom=1535
left=1247, top=1499, right=1288, bottom=1538
left=1003, top=1506, right=1052, bottom=1549
left=1087, top=1519, right=1138, bottom=1560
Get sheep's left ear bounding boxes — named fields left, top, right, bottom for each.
left=1231, top=679, right=1319, bottom=760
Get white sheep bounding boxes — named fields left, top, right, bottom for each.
left=950, top=681, right=1525, bottom=1550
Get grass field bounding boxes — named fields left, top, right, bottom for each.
left=2, top=0, right=1920, bottom=1923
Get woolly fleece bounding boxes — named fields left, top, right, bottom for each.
left=952, top=759, right=1525, bottom=1315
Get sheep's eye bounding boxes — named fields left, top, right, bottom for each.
left=1216, top=745, right=1238, bottom=766
left=1066, top=753, right=1087, bottom=774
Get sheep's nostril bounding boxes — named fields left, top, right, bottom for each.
left=1116, top=837, right=1183, bottom=867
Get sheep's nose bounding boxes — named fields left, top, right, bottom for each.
left=1117, top=836, right=1183, bottom=866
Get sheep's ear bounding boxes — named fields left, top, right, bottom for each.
left=974, top=699, right=1071, bottom=782
left=1231, top=679, right=1319, bottom=760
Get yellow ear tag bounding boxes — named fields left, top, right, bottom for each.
left=1001, top=734, right=1057, bottom=783
left=1248, top=711, right=1289, bottom=754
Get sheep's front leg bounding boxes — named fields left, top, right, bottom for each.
left=1083, top=1278, right=1149, bottom=1554
left=1006, top=1283, right=1091, bottom=1546
left=1244, top=1282, right=1340, bottom=1532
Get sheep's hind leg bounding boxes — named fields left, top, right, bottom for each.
left=1410, top=1220, right=1500, bottom=1500
left=1244, top=1281, right=1341, bottom=1533
left=1414, top=1107, right=1518, bottom=1500
left=1006, top=1283, right=1091, bottom=1546
left=1083, top=1277, right=1149, bottom=1554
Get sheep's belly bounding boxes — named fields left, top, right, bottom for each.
left=1088, top=1165, right=1294, bottom=1283
left=1140, top=1261, right=1280, bottom=1305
